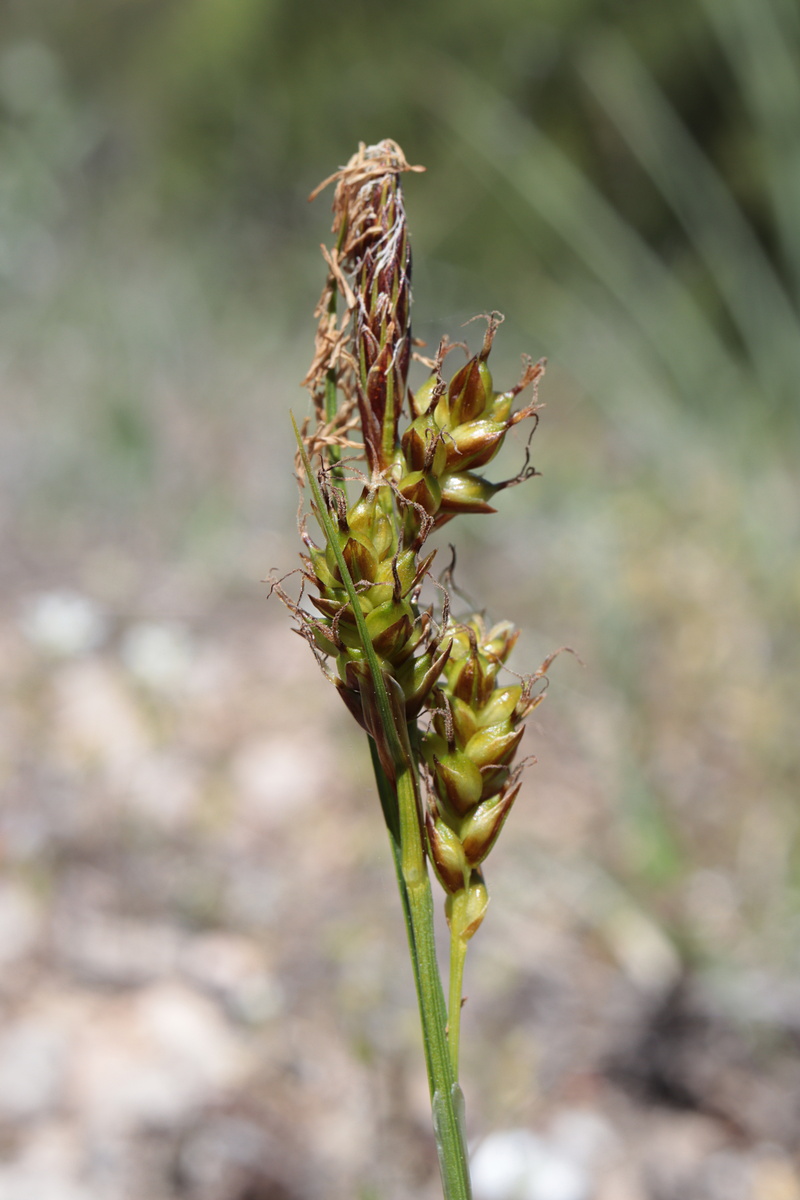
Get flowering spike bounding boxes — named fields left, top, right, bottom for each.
left=282, top=143, right=561, bottom=1137
left=337, top=142, right=415, bottom=472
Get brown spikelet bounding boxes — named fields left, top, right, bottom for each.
left=305, top=141, right=424, bottom=473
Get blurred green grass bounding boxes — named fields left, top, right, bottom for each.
left=2, top=0, right=799, bottom=973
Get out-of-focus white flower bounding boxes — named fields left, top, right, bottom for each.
left=19, top=589, right=107, bottom=656
left=471, top=1128, right=588, bottom=1200
left=120, top=621, right=193, bottom=692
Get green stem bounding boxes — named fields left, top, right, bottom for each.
left=368, top=743, right=428, bottom=1061
left=369, top=745, right=471, bottom=1200
left=447, top=892, right=470, bottom=1080
left=396, top=765, right=472, bottom=1200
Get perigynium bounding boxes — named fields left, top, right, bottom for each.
left=273, top=140, right=560, bottom=1200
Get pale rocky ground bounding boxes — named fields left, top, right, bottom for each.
left=3, top=578, right=800, bottom=1200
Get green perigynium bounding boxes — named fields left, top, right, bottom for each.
left=399, top=318, right=543, bottom=536
left=277, top=140, right=560, bottom=1200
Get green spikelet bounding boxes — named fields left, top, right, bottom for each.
left=301, top=483, right=446, bottom=718
left=423, top=617, right=534, bottom=894
left=398, top=317, right=545, bottom=538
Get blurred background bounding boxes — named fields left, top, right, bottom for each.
left=2, top=1, right=800, bottom=1197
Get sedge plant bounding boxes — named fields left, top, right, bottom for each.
left=275, top=140, right=560, bottom=1200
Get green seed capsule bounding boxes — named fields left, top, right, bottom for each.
left=345, top=489, right=395, bottom=559
left=448, top=357, right=490, bottom=425
left=310, top=621, right=341, bottom=658
left=401, top=413, right=447, bottom=476
left=365, top=600, right=413, bottom=660
left=449, top=695, right=480, bottom=747
left=426, top=812, right=468, bottom=894
left=445, top=869, right=489, bottom=940
left=464, top=724, right=524, bottom=770
left=410, top=373, right=440, bottom=418
left=460, top=783, right=520, bottom=866
left=346, top=488, right=382, bottom=536
left=370, top=512, right=396, bottom=561
left=476, top=358, right=494, bottom=402
left=398, top=469, right=442, bottom=517
left=305, top=546, right=339, bottom=593
left=444, top=418, right=506, bottom=473
left=491, top=389, right=514, bottom=424
left=477, top=685, right=523, bottom=728
left=334, top=621, right=372, bottom=653
left=324, top=528, right=369, bottom=583
left=446, top=624, right=474, bottom=661
left=478, top=763, right=511, bottom=801
left=337, top=647, right=363, bottom=679
left=433, top=387, right=453, bottom=431
left=446, top=644, right=500, bottom=710
left=422, top=731, right=449, bottom=768
left=432, top=749, right=484, bottom=815
left=438, top=471, right=499, bottom=516
left=341, top=533, right=379, bottom=583
left=448, top=653, right=480, bottom=708
left=477, top=669, right=502, bottom=711
left=398, top=638, right=452, bottom=718
left=401, top=420, right=431, bottom=472
left=371, top=548, right=419, bottom=598
left=310, top=594, right=359, bottom=624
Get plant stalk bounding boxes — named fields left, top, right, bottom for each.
left=446, top=892, right=470, bottom=1081
left=374, top=748, right=472, bottom=1200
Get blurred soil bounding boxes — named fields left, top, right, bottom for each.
left=3, top=578, right=800, bottom=1200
